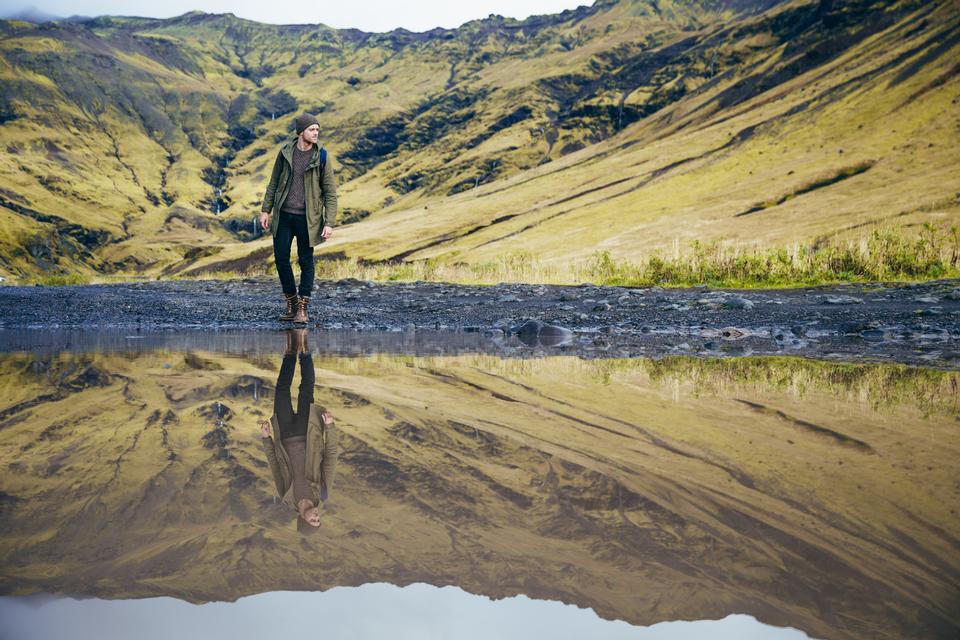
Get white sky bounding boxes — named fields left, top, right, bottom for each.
left=4, top=1, right=593, bottom=32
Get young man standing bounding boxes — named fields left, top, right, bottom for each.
left=259, top=113, right=337, bottom=323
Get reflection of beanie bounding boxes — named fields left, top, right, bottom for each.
left=295, top=113, right=319, bottom=134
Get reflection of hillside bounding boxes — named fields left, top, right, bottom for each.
left=0, top=351, right=957, bottom=640
left=318, top=353, right=960, bottom=416
left=620, top=356, right=960, bottom=417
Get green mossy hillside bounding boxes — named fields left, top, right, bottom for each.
left=0, top=0, right=957, bottom=282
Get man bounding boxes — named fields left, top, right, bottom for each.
left=259, top=113, right=337, bottom=324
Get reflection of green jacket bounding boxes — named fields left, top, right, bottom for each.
left=261, top=139, right=338, bottom=247
left=262, top=405, right=339, bottom=506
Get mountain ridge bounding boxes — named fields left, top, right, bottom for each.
left=0, top=0, right=956, bottom=279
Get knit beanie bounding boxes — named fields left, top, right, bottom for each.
left=295, top=113, right=319, bottom=135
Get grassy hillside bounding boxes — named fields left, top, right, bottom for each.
left=0, top=351, right=957, bottom=639
left=0, top=0, right=957, bottom=282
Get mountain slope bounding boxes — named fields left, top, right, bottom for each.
left=0, top=0, right=956, bottom=279
left=325, top=0, right=960, bottom=266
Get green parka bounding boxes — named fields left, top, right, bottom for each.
left=261, top=405, right=340, bottom=508
left=260, top=139, right=338, bottom=247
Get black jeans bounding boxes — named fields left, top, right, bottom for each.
left=273, top=212, right=314, bottom=298
left=275, top=354, right=315, bottom=439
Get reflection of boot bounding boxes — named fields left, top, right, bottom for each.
left=280, top=294, right=298, bottom=321
left=284, top=330, right=296, bottom=356
left=293, top=328, right=309, bottom=354
left=293, top=296, right=309, bottom=324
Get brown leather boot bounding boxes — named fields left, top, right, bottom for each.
left=292, top=296, right=309, bottom=324
left=279, top=294, right=298, bottom=321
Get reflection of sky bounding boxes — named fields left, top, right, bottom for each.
left=0, top=583, right=812, bottom=640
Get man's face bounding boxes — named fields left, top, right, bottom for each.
left=301, top=124, right=320, bottom=145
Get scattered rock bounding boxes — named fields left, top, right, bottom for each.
left=722, top=297, right=754, bottom=310
left=720, top=327, right=748, bottom=340
left=591, top=336, right=610, bottom=349
left=824, top=295, right=863, bottom=305
left=511, top=319, right=573, bottom=347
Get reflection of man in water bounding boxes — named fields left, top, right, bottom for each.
left=259, top=329, right=339, bottom=530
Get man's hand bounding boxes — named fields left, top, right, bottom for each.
left=259, top=420, right=271, bottom=439
left=321, top=411, right=334, bottom=425
left=259, top=212, right=271, bottom=230
left=321, top=225, right=333, bottom=239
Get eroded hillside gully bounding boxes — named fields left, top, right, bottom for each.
left=0, top=320, right=958, bottom=640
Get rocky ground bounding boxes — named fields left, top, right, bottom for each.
left=1, top=278, right=959, bottom=366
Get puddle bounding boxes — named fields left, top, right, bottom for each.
left=0, top=333, right=957, bottom=639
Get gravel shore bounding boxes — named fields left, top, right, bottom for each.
left=2, top=278, right=959, bottom=366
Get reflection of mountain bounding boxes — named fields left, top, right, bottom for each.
left=0, top=352, right=957, bottom=639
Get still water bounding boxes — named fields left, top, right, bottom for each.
left=0, top=331, right=957, bottom=639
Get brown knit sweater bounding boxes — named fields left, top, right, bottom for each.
left=280, top=145, right=313, bottom=215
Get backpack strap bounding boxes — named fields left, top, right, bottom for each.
left=320, top=147, right=327, bottom=174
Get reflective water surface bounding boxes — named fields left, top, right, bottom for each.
left=0, top=332, right=958, bottom=639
